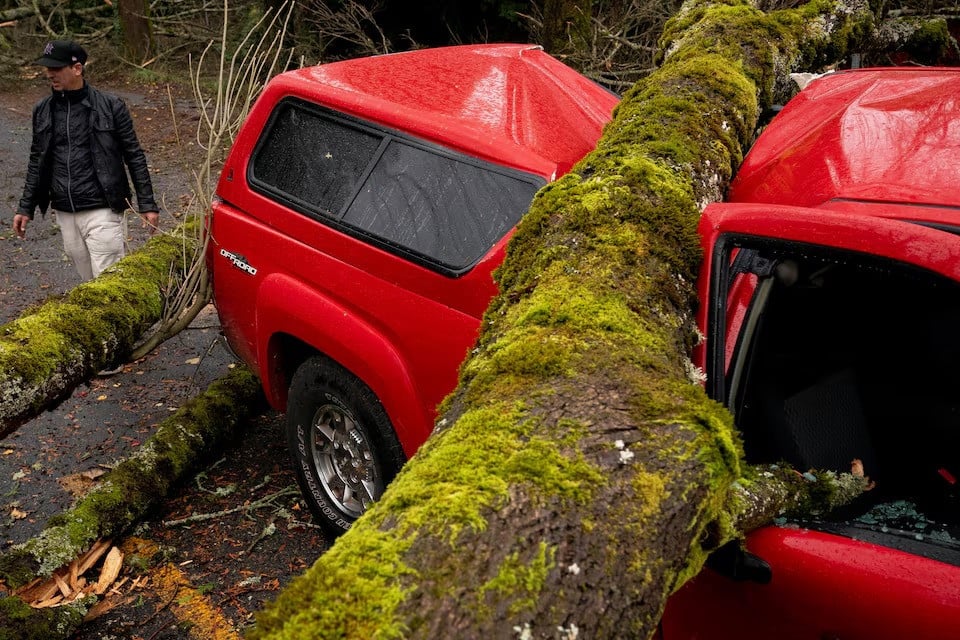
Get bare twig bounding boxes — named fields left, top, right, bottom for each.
left=244, top=520, right=277, bottom=555
left=520, top=0, right=682, bottom=91
left=162, top=486, right=299, bottom=527
left=301, top=0, right=391, bottom=59
left=166, top=85, right=181, bottom=148
left=129, top=1, right=294, bottom=362
left=30, top=0, right=56, bottom=36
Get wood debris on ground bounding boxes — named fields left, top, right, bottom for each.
left=10, top=538, right=139, bottom=621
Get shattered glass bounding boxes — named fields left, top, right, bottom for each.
left=795, top=498, right=960, bottom=566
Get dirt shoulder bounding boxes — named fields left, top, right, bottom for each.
left=1, top=77, right=330, bottom=638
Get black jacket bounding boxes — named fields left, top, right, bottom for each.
left=17, top=83, right=158, bottom=219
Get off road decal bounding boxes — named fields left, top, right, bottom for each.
left=219, top=248, right=258, bottom=276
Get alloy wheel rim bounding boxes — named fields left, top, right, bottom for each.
left=309, top=403, right=380, bottom=518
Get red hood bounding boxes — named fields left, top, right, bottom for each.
left=729, top=68, right=960, bottom=215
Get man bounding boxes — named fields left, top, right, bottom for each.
left=13, top=40, right=160, bottom=281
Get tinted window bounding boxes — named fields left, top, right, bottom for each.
left=250, top=100, right=543, bottom=274
left=251, top=104, right=382, bottom=215
left=343, top=140, right=538, bottom=270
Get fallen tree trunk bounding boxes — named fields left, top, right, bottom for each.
left=0, top=219, right=201, bottom=435
left=0, top=365, right=262, bottom=639
left=248, top=2, right=880, bottom=639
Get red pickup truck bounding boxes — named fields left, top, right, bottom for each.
left=209, top=44, right=616, bottom=534
left=209, top=46, right=960, bottom=638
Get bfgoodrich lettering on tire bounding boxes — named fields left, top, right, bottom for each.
left=286, top=355, right=405, bottom=537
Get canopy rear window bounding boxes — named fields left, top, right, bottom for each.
left=249, top=98, right=544, bottom=275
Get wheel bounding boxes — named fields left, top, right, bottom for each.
left=286, top=355, right=405, bottom=537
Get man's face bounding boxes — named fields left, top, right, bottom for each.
left=45, top=63, right=84, bottom=91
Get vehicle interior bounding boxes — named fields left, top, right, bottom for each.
left=718, top=239, right=960, bottom=565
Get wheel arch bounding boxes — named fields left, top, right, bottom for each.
left=255, top=274, right=432, bottom=456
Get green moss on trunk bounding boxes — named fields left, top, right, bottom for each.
left=250, top=2, right=879, bottom=639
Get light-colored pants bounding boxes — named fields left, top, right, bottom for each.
left=56, top=208, right=126, bottom=281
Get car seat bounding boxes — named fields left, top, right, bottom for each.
left=762, top=367, right=879, bottom=478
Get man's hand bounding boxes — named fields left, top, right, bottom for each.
left=141, top=211, right=159, bottom=235
left=13, top=214, right=29, bottom=239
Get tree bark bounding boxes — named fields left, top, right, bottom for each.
left=117, top=0, right=154, bottom=62
left=541, top=0, right=593, bottom=58
left=246, top=2, right=878, bottom=639
left=0, top=219, right=201, bottom=435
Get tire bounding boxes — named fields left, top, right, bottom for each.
left=286, top=355, right=405, bottom=537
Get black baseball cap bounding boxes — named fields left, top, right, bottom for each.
left=35, top=40, right=87, bottom=67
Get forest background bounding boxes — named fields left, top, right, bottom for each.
left=3, top=0, right=955, bottom=94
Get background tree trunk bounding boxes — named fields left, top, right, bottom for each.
left=247, top=2, right=876, bottom=639
left=541, top=0, right=593, bottom=58
left=117, top=0, right=153, bottom=62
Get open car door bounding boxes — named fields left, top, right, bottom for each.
left=662, top=202, right=960, bottom=640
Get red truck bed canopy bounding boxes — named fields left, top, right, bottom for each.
left=730, top=67, right=960, bottom=212
left=263, top=44, right=618, bottom=178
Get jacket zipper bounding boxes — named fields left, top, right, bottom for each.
left=66, top=95, right=76, bottom=213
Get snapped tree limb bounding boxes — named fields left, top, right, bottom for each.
left=0, top=365, right=262, bottom=640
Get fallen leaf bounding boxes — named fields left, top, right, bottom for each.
left=97, top=394, right=108, bottom=401
left=10, top=508, right=27, bottom=520
left=185, top=357, right=201, bottom=365
left=58, top=470, right=106, bottom=498
left=850, top=458, right=877, bottom=491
